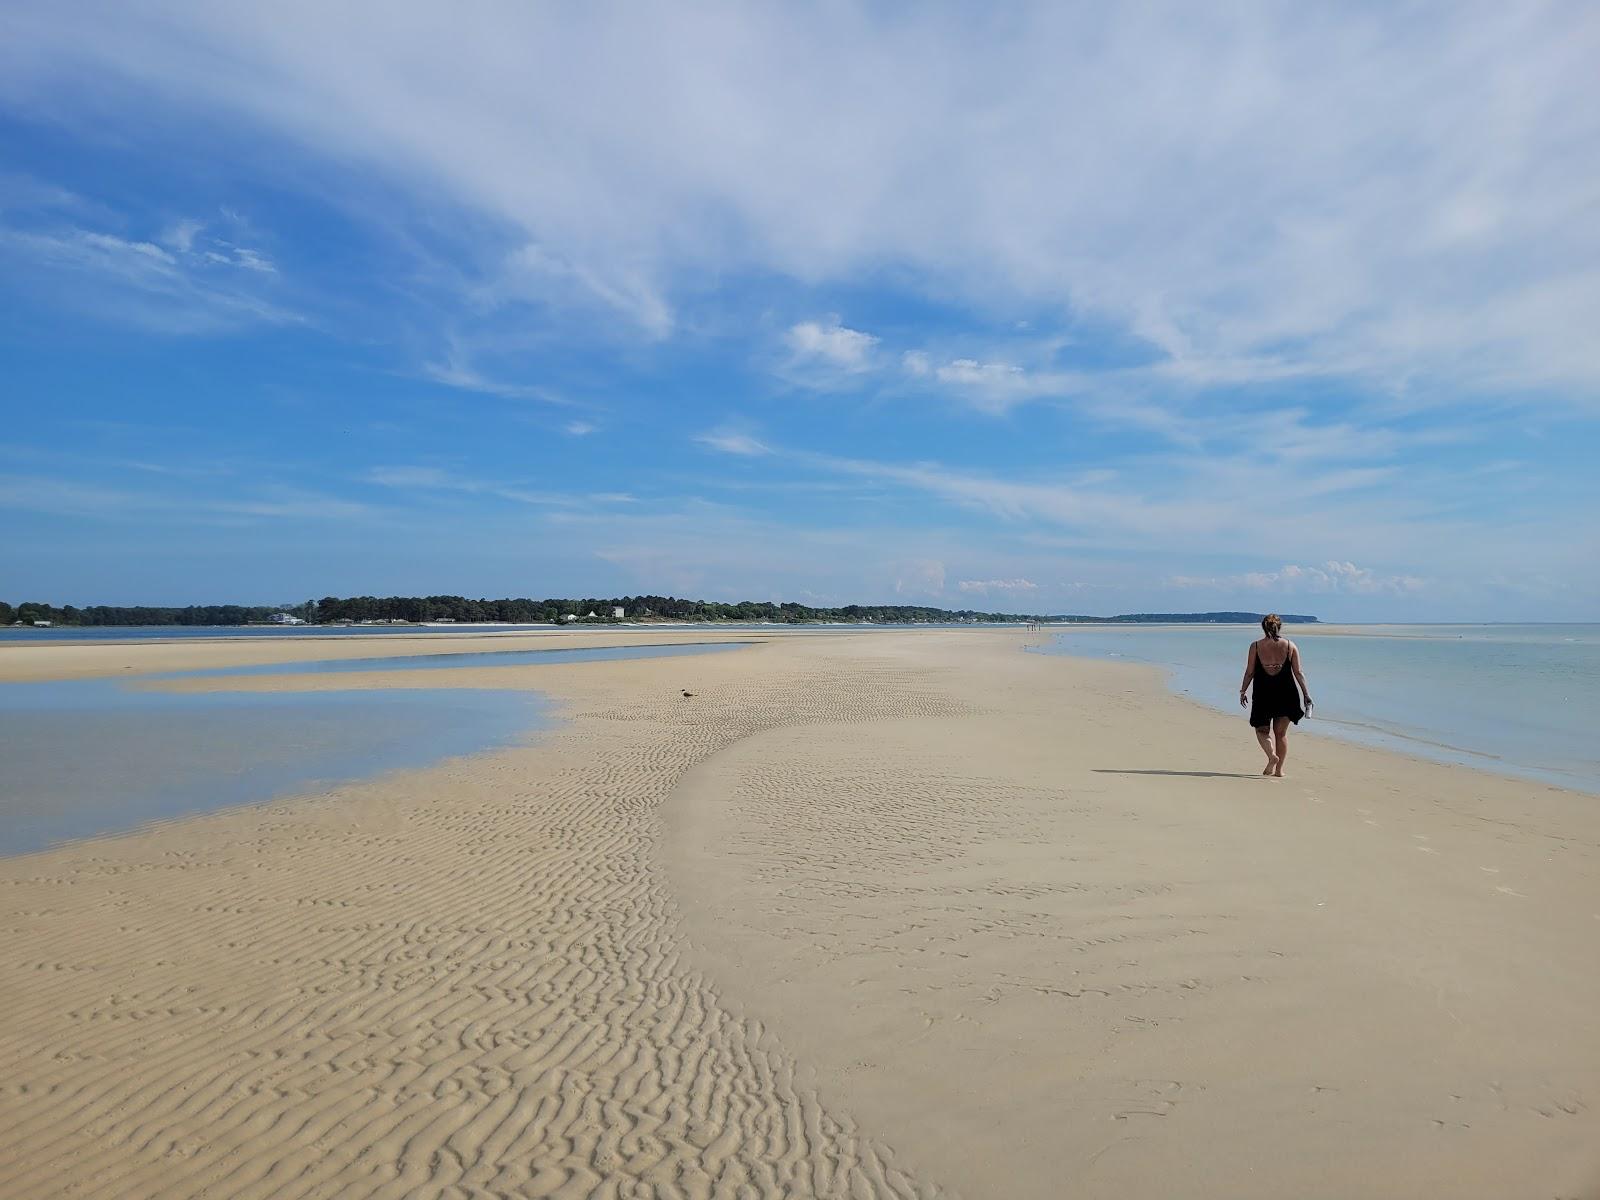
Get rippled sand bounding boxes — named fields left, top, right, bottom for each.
left=1, top=629, right=1595, bottom=1198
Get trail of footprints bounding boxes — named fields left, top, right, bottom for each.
left=1313, top=790, right=1529, bottom=896
left=0, top=652, right=969, bottom=1199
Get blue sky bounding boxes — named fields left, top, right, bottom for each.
left=1, top=3, right=1596, bottom=620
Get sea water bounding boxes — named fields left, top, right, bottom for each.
left=0, top=642, right=745, bottom=855
left=1041, top=624, right=1600, bottom=794
left=158, top=640, right=751, bottom=678
left=0, top=621, right=1027, bottom=643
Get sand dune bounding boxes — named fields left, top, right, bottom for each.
left=1, top=630, right=1595, bottom=1198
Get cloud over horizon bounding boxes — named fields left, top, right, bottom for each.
left=7, top=2, right=1596, bottom=399
left=0, top=3, right=1595, bottom=618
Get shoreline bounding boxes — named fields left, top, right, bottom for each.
left=1037, top=627, right=1600, bottom=797
left=2, top=629, right=1595, bottom=1197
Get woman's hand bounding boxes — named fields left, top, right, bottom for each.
left=1239, top=690, right=1248, bottom=708
left=1303, top=694, right=1314, bottom=713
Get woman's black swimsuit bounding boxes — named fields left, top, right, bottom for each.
left=1249, top=641, right=1304, bottom=728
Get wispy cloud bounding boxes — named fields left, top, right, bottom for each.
left=695, top=429, right=770, bottom=457
left=786, top=317, right=877, bottom=372
left=957, top=577, right=1038, bottom=595
left=3, top=7, right=1596, bottom=620
left=362, top=464, right=629, bottom=508
left=0, top=472, right=369, bottom=523
left=9, top=5, right=1594, bottom=399
left=918, top=356, right=1088, bottom=415
left=893, top=559, right=947, bottom=598
left=417, top=358, right=566, bottom=404
left=0, top=217, right=292, bottom=333
left=1167, top=561, right=1426, bottom=596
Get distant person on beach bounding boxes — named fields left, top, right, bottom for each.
left=1239, top=613, right=1313, bottom=777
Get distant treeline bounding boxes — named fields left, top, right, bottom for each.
left=4, top=602, right=290, bottom=627
left=309, top=595, right=1049, bottom=624
left=4, top=596, right=1319, bottom=627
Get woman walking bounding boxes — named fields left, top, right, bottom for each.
left=1239, top=614, right=1313, bottom=777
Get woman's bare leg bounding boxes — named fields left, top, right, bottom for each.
left=1254, top=725, right=1277, bottom=774
left=1272, top=717, right=1290, bottom=777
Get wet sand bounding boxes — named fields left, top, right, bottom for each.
left=1, top=629, right=1595, bottom=1198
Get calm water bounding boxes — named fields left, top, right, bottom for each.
left=1042, top=624, right=1600, bottom=794
left=0, top=641, right=744, bottom=855
left=159, top=640, right=751, bottom=679
left=0, top=621, right=1023, bottom=643
left=0, top=623, right=559, bottom=642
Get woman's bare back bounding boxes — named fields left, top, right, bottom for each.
left=1253, top=637, right=1294, bottom=674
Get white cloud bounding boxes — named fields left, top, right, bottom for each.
left=815, top=452, right=1232, bottom=540
left=366, top=457, right=553, bottom=499
left=0, top=218, right=290, bottom=332
left=695, top=429, right=770, bottom=456
left=1168, top=561, right=1425, bottom=596
left=362, top=463, right=617, bottom=507
left=0, top=472, right=369, bottom=522
left=160, top=215, right=276, bottom=273
left=893, top=559, right=946, bottom=597
left=161, top=218, right=203, bottom=252
left=957, top=578, right=1038, bottom=595
left=675, top=424, right=1579, bottom=592
left=563, top=420, right=599, bottom=436
left=363, top=465, right=453, bottom=489
left=501, top=241, right=673, bottom=337
left=785, top=317, right=877, bottom=371
left=13, top=6, right=1595, bottom=398
left=229, top=245, right=276, bottom=273
left=418, top=358, right=564, bottom=403
left=924, top=358, right=1087, bottom=414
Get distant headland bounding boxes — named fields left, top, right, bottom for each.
left=3, top=595, right=1318, bottom=628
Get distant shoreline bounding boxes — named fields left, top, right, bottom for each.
left=3, top=595, right=1318, bottom=631
left=5, top=612, right=1321, bottom=635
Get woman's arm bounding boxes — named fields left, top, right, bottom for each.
left=1289, top=643, right=1313, bottom=708
left=1239, top=643, right=1256, bottom=707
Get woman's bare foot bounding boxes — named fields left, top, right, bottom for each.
left=1262, top=757, right=1278, bottom=776
left=1272, top=765, right=1285, bottom=778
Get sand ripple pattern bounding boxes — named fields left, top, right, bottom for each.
left=0, top=646, right=969, bottom=1199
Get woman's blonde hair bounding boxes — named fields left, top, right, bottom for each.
left=1261, top=613, right=1283, bottom=639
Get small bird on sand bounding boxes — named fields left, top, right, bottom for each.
left=681, top=689, right=695, bottom=698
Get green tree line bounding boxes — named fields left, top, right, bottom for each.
left=1, top=601, right=296, bottom=626
left=3, top=596, right=1317, bottom=627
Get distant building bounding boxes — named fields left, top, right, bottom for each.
left=562, top=614, right=579, bottom=623
left=612, top=606, right=625, bottom=619
left=32, top=619, right=53, bottom=627
left=269, top=613, right=305, bottom=625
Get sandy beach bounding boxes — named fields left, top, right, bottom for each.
left=1, top=629, right=1595, bottom=1198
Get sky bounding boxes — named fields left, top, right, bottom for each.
left=1, top=3, right=1596, bottom=621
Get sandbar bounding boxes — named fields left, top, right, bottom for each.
left=1, top=629, right=1594, bottom=1198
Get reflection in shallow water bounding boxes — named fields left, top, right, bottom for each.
left=162, top=640, right=751, bottom=679
left=0, top=682, right=548, bottom=856
left=0, top=640, right=749, bottom=856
